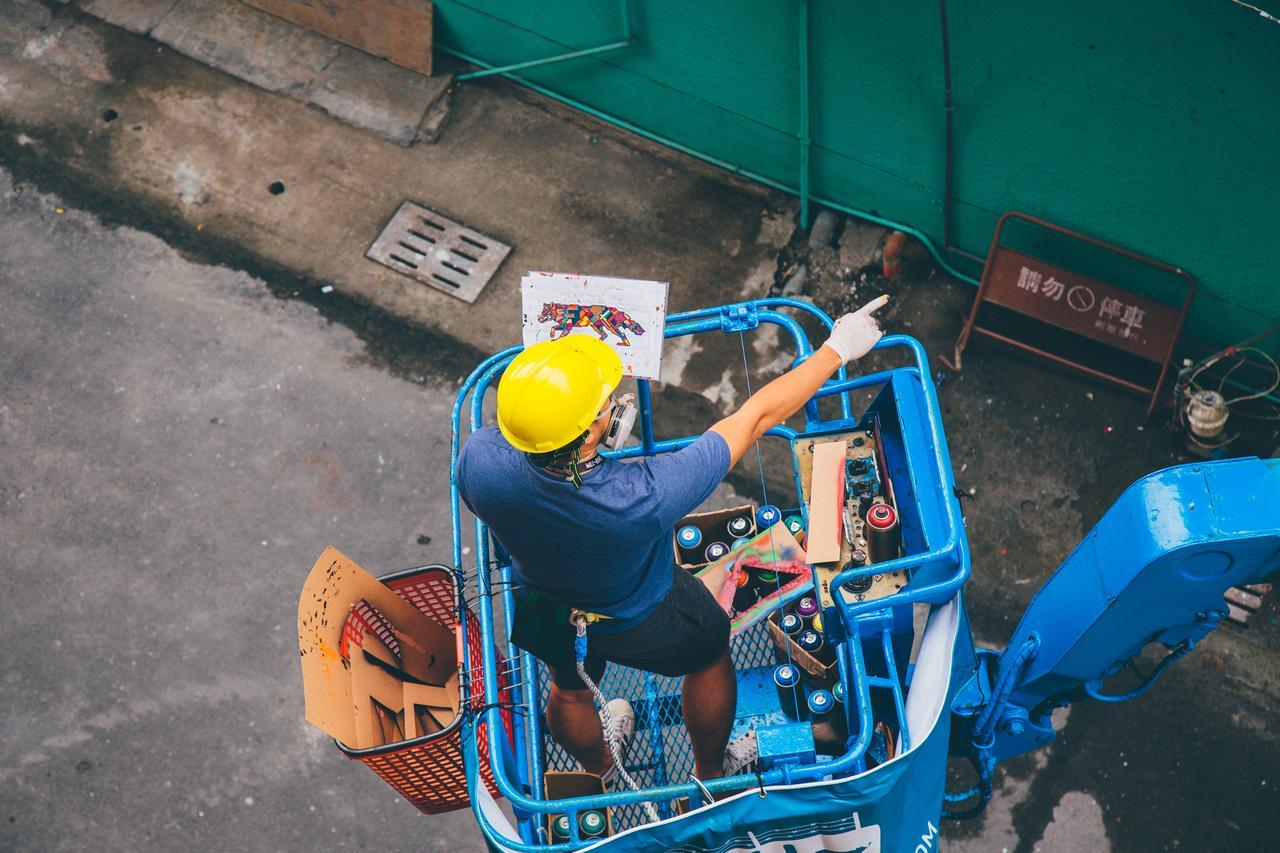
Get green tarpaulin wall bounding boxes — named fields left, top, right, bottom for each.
left=434, top=0, right=1280, bottom=349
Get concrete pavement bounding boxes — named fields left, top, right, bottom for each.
left=0, top=0, right=790, bottom=397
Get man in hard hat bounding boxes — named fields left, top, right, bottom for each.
left=458, top=296, right=887, bottom=787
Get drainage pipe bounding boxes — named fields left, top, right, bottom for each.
left=798, top=0, right=812, bottom=231
left=938, top=1, right=984, bottom=265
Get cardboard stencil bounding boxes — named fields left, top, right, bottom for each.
left=298, top=546, right=457, bottom=745
left=694, top=522, right=811, bottom=637
left=351, top=635, right=408, bottom=748
left=521, top=272, right=669, bottom=380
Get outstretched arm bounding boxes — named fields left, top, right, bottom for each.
left=710, top=296, right=888, bottom=468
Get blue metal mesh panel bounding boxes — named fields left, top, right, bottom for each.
left=535, top=619, right=784, bottom=831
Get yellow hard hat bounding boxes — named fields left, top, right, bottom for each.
left=496, top=336, right=623, bottom=453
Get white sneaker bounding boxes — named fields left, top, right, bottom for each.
left=597, top=698, right=635, bottom=788
left=722, top=729, right=758, bottom=777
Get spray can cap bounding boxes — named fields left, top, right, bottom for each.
left=798, top=629, right=823, bottom=651
left=807, top=689, right=834, bottom=715
left=579, top=810, right=606, bottom=837
left=867, top=503, right=897, bottom=530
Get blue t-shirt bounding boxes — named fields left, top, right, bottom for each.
left=457, top=427, right=731, bottom=630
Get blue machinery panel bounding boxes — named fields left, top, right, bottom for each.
left=447, top=299, right=1280, bottom=849
left=970, top=457, right=1280, bottom=765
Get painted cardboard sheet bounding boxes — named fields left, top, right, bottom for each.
left=694, top=522, right=811, bottom=637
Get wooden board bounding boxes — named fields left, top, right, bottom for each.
left=805, top=440, right=847, bottom=564
left=243, top=0, right=434, bottom=76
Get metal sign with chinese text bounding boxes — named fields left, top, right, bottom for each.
left=983, top=247, right=1180, bottom=362
left=952, top=211, right=1196, bottom=419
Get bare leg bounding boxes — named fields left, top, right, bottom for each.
left=682, top=648, right=737, bottom=780
left=545, top=677, right=612, bottom=776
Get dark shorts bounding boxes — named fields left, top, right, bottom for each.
left=541, top=565, right=730, bottom=691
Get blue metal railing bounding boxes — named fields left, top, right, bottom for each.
left=449, top=298, right=968, bottom=850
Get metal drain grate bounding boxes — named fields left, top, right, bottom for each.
left=366, top=202, right=511, bottom=303
left=1224, top=583, right=1272, bottom=628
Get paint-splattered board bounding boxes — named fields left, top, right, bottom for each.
left=520, top=272, right=669, bottom=379
left=793, top=430, right=906, bottom=610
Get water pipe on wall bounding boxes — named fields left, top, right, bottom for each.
left=798, top=0, right=812, bottom=231
left=455, top=0, right=635, bottom=81
left=440, top=3, right=982, bottom=289
left=938, top=0, right=984, bottom=265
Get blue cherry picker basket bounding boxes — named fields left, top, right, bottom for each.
left=450, top=299, right=972, bottom=851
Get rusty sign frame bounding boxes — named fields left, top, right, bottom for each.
left=953, top=212, right=1196, bottom=418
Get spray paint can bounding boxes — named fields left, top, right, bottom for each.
left=779, top=612, right=805, bottom=637
left=579, top=810, right=607, bottom=840
left=756, top=504, right=782, bottom=529
left=784, top=514, right=805, bottom=536
left=807, top=689, right=835, bottom=721
left=731, top=537, right=751, bottom=551
left=809, top=688, right=846, bottom=754
left=773, top=663, right=804, bottom=720
left=704, top=541, right=730, bottom=563
left=550, top=814, right=573, bottom=842
left=677, top=525, right=702, bottom=550
left=865, top=503, right=900, bottom=564
left=751, top=567, right=779, bottom=597
left=797, top=628, right=823, bottom=656
left=733, top=570, right=758, bottom=612
left=794, top=596, right=820, bottom=623
left=832, top=680, right=845, bottom=707
left=726, top=514, right=755, bottom=539
left=798, top=628, right=835, bottom=666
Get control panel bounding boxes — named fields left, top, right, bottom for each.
left=792, top=425, right=906, bottom=609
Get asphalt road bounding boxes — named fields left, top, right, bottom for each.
left=0, top=172, right=482, bottom=850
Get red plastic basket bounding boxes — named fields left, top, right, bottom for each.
left=335, top=564, right=512, bottom=815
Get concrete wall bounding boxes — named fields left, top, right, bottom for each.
left=433, top=0, right=1280, bottom=348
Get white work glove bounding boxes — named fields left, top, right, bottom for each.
left=822, top=295, right=889, bottom=363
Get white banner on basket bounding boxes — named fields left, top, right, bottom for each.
left=521, top=272, right=669, bottom=380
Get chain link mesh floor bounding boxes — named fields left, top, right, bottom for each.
left=533, top=619, right=790, bottom=832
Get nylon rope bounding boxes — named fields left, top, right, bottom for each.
left=573, top=620, right=660, bottom=823
left=737, top=330, right=804, bottom=720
